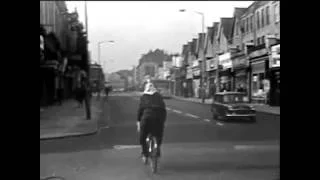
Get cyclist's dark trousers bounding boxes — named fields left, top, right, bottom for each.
left=140, top=116, right=164, bottom=157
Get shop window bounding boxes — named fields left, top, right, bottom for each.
left=250, top=16, right=253, bottom=32
left=252, top=73, right=266, bottom=98
left=274, top=4, right=280, bottom=23
left=244, top=19, right=247, bottom=34
left=256, top=11, right=260, bottom=29
left=266, top=6, right=270, bottom=25
left=246, top=18, right=249, bottom=34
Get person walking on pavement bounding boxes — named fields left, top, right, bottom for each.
left=56, top=53, right=68, bottom=105
left=104, top=82, right=111, bottom=98
left=74, top=66, right=87, bottom=108
left=137, top=82, right=167, bottom=163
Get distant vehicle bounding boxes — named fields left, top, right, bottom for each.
left=151, top=79, right=172, bottom=98
left=211, top=92, right=256, bottom=122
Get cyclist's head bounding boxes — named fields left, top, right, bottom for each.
left=143, top=82, right=157, bottom=95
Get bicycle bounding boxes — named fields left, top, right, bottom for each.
left=137, top=122, right=159, bottom=174
left=145, top=134, right=159, bottom=174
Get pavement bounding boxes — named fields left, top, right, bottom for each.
left=40, top=97, right=104, bottom=140
left=40, top=92, right=280, bottom=179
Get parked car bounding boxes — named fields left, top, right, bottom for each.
left=211, top=92, right=256, bottom=122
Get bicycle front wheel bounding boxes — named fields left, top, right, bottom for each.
left=150, top=155, right=158, bottom=173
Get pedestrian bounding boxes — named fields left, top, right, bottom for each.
left=74, top=67, right=87, bottom=108
left=137, top=82, right=167, bottom=164
left=55, top=53, right=68, bottom=105
left=104, top=82, right=110, bottom=97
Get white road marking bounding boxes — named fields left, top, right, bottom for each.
left=204, top=119, right=211, bottom=122
left=216, top=122, right=224, bottom=126
left=172, top=109, right=182, bottom=114
left=234, top=145, right=279, bottom=151
left=166, top=107, right=172, bottom=111
left=113, top=145, right=141, bottom=150
left=185, top=113, right=200, bottom=119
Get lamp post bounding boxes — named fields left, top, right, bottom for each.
left=84, top=1, right=91, bottom=120
left=98, top=40, right=115, bottom=66
left=179, top=9, right=206, bottom=102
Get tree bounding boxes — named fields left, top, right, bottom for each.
left=138, top=49, right=170, bottom=66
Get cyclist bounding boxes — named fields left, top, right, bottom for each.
left=137, top=82, right=167, bottom=163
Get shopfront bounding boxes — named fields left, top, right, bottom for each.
left=175, top=67, right=186, bottom=97
left=192, top=61, right=201, bottom=98
left=269, top=44, right=280, bottom=106
left=250, top=57, right=268, bottom=104
left=232, top=53, right=249, bottom=93
left=186, top=66, right=193, bottom=97
left=206, top=57, right=218, bottom=96
left=219, top=53, right=232, bottom=92
left=248, top=46, right=270, bottom=104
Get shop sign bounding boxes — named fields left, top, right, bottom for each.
left=249, top=48, right=268, bottom=58
left=193, top=67, right=201, bottom=77
left=270, top=44, right=280, bottom=68
left=192, top=60, right=200, bottom=67
left=206, top=57, right=218, bottom=71
left=232, top=56, right=248, bottom=69
left=219, top=53, right=232, bottom=69
left=186, top=67, right=193, bottom=79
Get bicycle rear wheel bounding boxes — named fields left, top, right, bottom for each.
left=149, top=136, right=158, bottom=173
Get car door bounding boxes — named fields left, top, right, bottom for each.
left=212, top=95, right=221, bottom=118
left=217, top=95, right=229, bottom=118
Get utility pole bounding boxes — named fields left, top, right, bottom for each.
left=84, top=1, right=91, bottom=120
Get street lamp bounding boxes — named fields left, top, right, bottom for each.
left=179, top=9, right=206, bottom=102
left=179, top=9, right=205, bottom=34
left=98, top=40, right=115, bottom=65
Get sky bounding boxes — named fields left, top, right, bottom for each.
left=66, top=1, right=253, bottom=73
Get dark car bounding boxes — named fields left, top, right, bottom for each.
left=211, top=92, right=256, bottom=122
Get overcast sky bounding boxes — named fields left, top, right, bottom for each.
left=66, top=1, right=253, bottom=73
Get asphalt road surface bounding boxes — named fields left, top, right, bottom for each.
left=40, top=92, right=280, bottom=180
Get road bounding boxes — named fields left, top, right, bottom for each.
left=40, top=92, right=280, bottom=180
